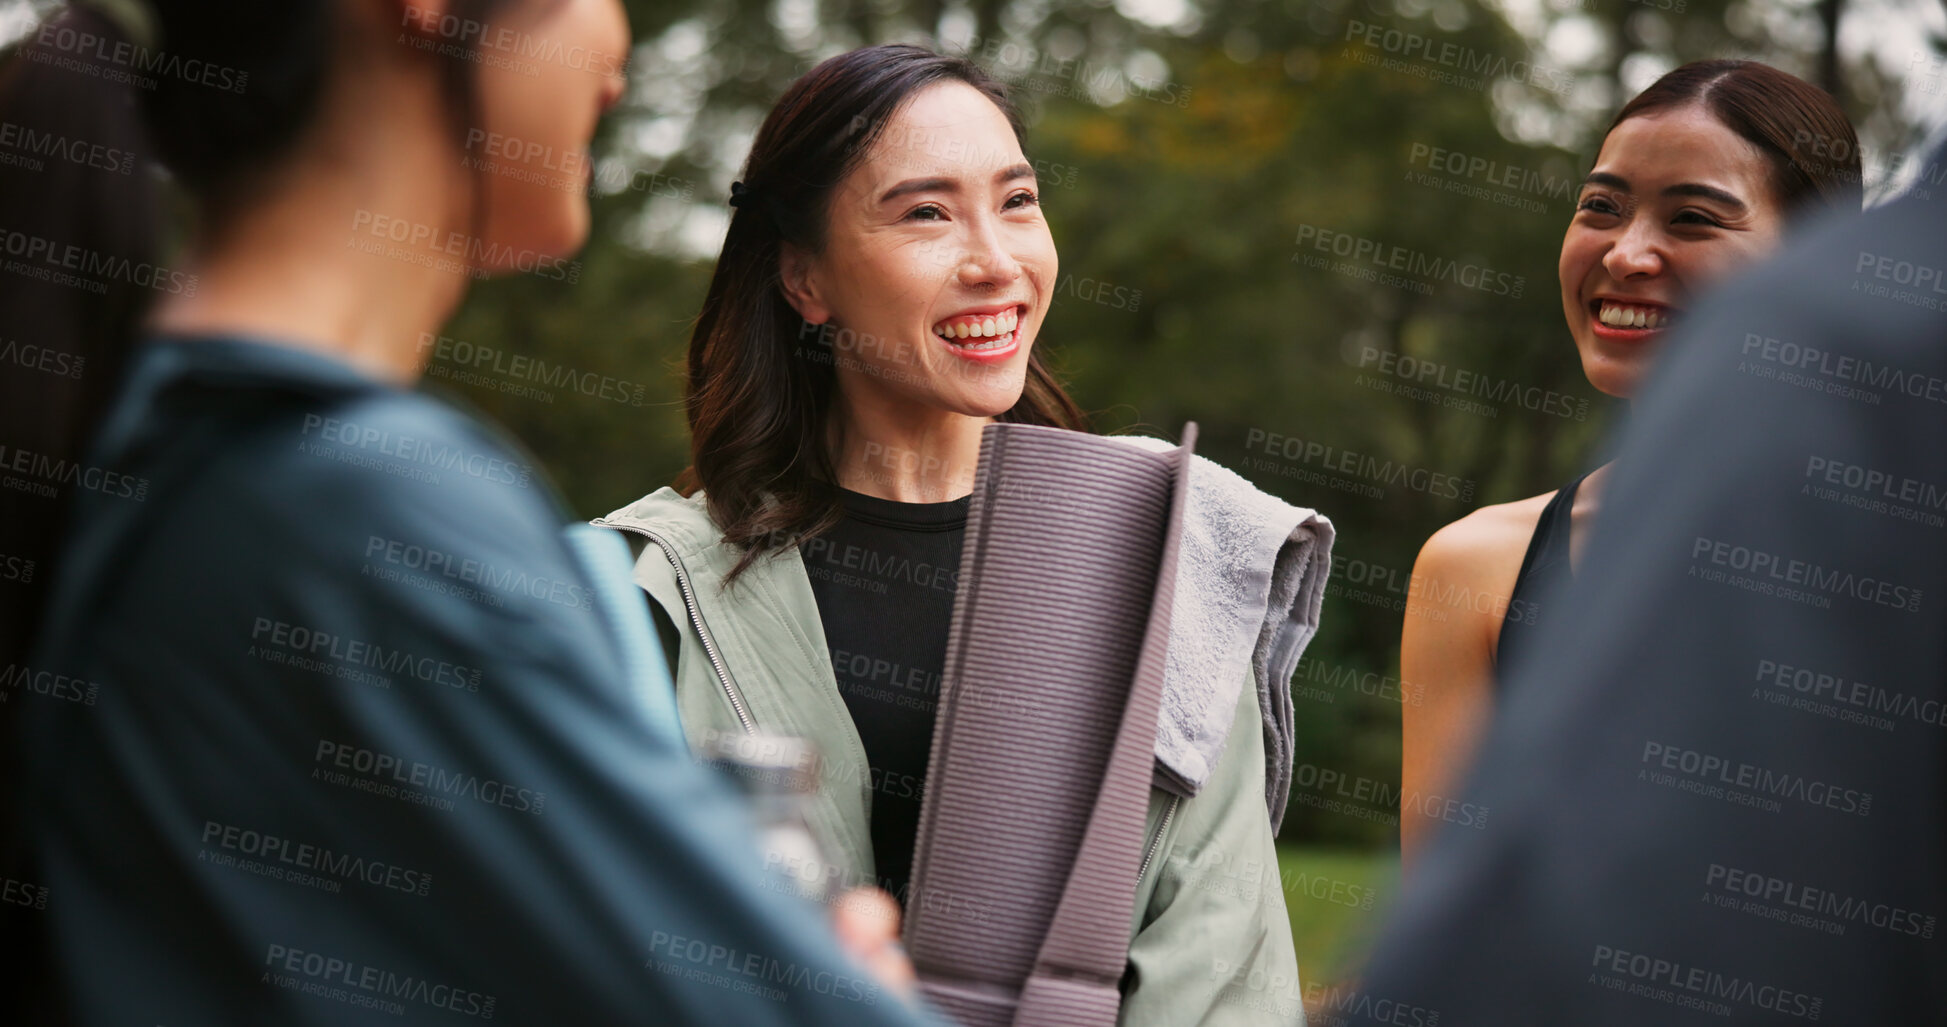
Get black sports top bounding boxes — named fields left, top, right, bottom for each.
left=799, top=488, right=969, bottom=908
left=1494, top=471, right=1593, bottom=684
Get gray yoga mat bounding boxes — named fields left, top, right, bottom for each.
left=904, top=422, right=1196, bottom=1027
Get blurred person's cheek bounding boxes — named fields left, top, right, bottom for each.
left=467, top=0, right=630, bottom=264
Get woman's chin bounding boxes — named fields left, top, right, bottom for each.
left=1583, top=362, right=1641, bottom=400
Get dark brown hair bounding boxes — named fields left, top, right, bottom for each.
left=0, top=1, right=515, bottom=674
left=679, top=43, right=1086, bottom=580
left=1608, top=59, right=1862, bottom=216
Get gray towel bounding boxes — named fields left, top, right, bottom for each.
left=1114, top=434, right=1335, bottom=833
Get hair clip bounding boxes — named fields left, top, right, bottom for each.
left=729, top=181, right=757, bottom=209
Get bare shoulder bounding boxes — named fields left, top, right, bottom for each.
left=1412, top=490, right=1558, bottom=595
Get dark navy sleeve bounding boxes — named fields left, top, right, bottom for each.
left=20, top=387, right=938, bottom=1026
left=1346, top=190, right=1947, bottom=1025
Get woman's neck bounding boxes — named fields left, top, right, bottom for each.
left=830, top=392, right=987, bottom=503
left=148, top=45, right=467, bottom=385
left=1567, top=461, right=1612, bottom=570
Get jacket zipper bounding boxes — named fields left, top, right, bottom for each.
left=600, top=517, right=1176, bottom=887
left=591, top=520, right=757, bottom=736
left=1137, top=795, right=1180, bottom=884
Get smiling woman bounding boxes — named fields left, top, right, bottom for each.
left=1398, top=60, right=1862, bottom=866
left=602, top=42, right=1309, bottom=1027
left=676, top=44, right=1086, bottom=567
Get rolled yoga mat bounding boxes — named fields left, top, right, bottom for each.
left=904, top=421, right=1196, bottom=1027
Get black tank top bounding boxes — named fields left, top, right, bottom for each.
left=1495, top=471, right=1592, bottom=684
left=799, top=488, right=969, bottom=908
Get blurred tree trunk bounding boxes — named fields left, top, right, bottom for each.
left=974, top=0, right=1003, bottom=43
left=1818, top=0, right=1843, bottom=101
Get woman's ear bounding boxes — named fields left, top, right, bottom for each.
left=779, top=242, right=833, bottom=326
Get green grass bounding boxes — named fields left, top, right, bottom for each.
left=1276, top=845, right=1399, bottom=990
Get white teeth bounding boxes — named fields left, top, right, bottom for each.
left=931, top=309, right=1021, bottom=342
left=1599, top=302, right=1667, bottom=329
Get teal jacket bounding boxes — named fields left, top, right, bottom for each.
left=598, top=488, right=1306, bottom=1026
left=14, top=337, right=939, bottom=1026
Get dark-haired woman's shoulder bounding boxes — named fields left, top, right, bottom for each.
left=75, top=355, right=592, bottom=666
left=1407, top=490, right=1557, bottom=655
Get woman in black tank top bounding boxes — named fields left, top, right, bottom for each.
left=1494, top=470, right=1593, bottom=677
left=1397, top=60, right=1864, bottom=865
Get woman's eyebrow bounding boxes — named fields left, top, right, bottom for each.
left=879, top=177, right=956, bottom=204
left=1664, top=182, right=1747, bottom=211
left=1582, top=172, right=1746, bottom=212
left=881, top=163, right=1036, bottom=203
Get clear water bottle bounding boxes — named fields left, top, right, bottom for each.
left=699, top=731, right=840, bottom=904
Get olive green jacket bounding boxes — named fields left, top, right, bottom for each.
left=597, top=488, right=1304, bottom=1026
